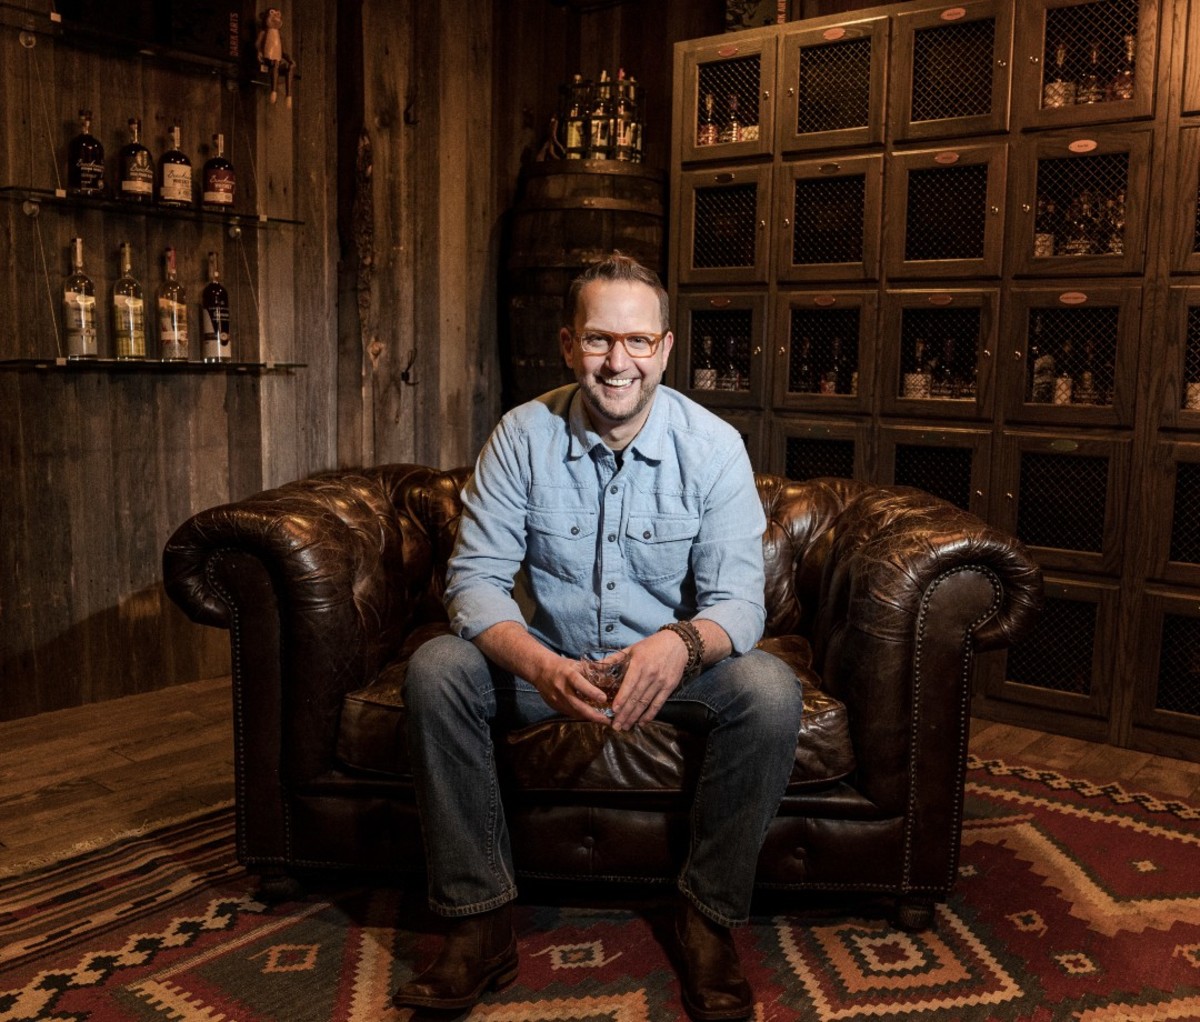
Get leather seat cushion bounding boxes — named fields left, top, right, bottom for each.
left=335, top=627, right=856, bottom=793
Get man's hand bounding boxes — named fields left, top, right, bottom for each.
left=607, top=630, right=689, bottom=732
left=529, top=656, right=617, bottom=724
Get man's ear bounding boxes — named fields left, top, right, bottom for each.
left=560, top=327, right=576, bottom=368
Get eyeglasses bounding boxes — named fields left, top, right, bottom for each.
left=572, top=330, right=667, bottom=358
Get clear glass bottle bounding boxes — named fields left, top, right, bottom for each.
left=201, top=251, right=231, bottom=362
left=1042, top=42, right=1076, bottom=108
left=1077, top=41, right=1105, bottom=104
left=158, top=124, right=193, bottom=208
left=698, top=92, right=718, bottom=147
left=563, top=74, right=589, bottom=160
left=111, top=241, right=146, bottom=359
left=202, top=133, right=236, bottom=208
left=67, top=109, right=105, bottom=197
left=904, top=337, right=932, bottom=398
left=720, top=93, right=742, bottom=144
left=693, top=335, right=717, bottom=390
left=1108, top=34, right=1136, bottom=101
left=158, top=246, right=189, bottom=361
left=63, top=236, right=98, bottom=359
left=117, top=117, right=154, bottom=203
left=587, top=70, right=613, bottom=160
left=794, top=336, right=818, bottom=393
left=614, top=68, right=638, bottom=162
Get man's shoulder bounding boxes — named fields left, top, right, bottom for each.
left=499, top=385, right=577, bottom=434
left=657, top=387, right=745, bottom=449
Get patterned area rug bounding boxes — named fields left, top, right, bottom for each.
left=2, top=756, right=1199, bottom=1021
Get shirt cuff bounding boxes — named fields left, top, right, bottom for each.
left=448, top=586, right=529, bottom=641
left=693, top=601, right=766, bottom=655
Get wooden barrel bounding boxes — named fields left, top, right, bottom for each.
left=503, top=160, right=665, bottom=409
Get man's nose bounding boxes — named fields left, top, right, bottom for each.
left=605, top=339, right=633, bottom=370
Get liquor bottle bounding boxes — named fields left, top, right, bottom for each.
left=614, top=69, right=638, bottom=162
left=67, top=109, right=105, bottom=197
left=158, top=246, right=188, bottom=361
left=693, top=335, right=717, bottom=390
left=1104, top=192, right=1126, bottom=255
left=1075, top=340, right=1099, bottom=404
left=1077, top=41, right=1105, bottom=104
left=717, top=336, right=742, bottom=390
left=1030, top=314, right=1056, bottom=403
left=201, top=251, right=231, bottom=362
left=1042, top=42, right=1076, bottom=108
left=931, top=337, right=956, bottom=398
left=904, top=337, right=932, bottom=398
left=720, top=93, right=742, bottom=145
left=158, top=125, right=193, bottom=208
left=111, top=241, right=146, bottom=359
left=821, top=337, right=846, bottom=394
left=1061, top=193, right=1095, bottom=256
left=1033, top=195, right=1057, bottom=257
left=1053, top=338, right=1077, bottom=405
left=62, top=237, right=98, bottom=359
left=1108, top=34, right=1136, bottom=101
left=793, top=336, right=818, bottom=393
left=202, top=133, right=236, bottom=208
left=628, top=75, right=644, bottom=163
left=698, top=92, right=719, bottom=147
left=563, top=74, right=589, bottom=160
left=587, top=70, right=613, bottom=160
left=117, top=117, right=154, bottom=203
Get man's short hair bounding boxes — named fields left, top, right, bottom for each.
left=563, top=252, right=670, bottom=332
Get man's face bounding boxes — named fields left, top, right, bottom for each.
left=559, top=280, right=674, bottom=441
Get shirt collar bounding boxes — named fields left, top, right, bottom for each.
left=566, top=385, right=667, bottom=463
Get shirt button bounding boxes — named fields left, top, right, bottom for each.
left=643, top=530, right=652, bottom=539
left=610, top=485, right=618, bottom=494
left=606, top=581, right=615, bottom=590
left=570, top=526, right=580, bottom=536
left=605, top=623, right=615, bottom=632
left=607, top=533, right=616, bottom=542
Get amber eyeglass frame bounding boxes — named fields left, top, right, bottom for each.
left=571, top=330, right=668, bottom=358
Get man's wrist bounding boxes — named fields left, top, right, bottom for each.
left=658, top=620, right=705, bottom=682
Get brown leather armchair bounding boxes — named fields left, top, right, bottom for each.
left=163, top=465, right=1041, bottom=929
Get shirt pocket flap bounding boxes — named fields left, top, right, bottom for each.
left=626, top=514, right=700, bottom=544
left=528, top=507, right=596, bottom=540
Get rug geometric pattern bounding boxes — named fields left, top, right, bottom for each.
left=2, top=755, right=1198, bottom=1021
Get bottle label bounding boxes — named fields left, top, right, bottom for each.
left=121, top=153, right=154, bottom=195
left=565, top=119, right=585, bottom=155
left=63, top=294, right=98, bottom=356
left=74, top=160, right=104, bottom=193
left=202, top=306, right=231, bottom=360
left=112, top=294, right=146, bottom=357
left=203, top=169, right=235, bottom=205
left=161, top=164, right=192, bottom=203
left=158, top=297, right=189, bottom=358
left=692, top=368, right=717, bottom=390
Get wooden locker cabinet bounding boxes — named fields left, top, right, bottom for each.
left=772, top=289, right=876, bottom=413
left=775, top=154, right=883, bottom=281
left=676, top=30, right=778, bottom=166
left=1007, top=128, right=1152, bottom=277
left=1145, top=440, right=1200, bottom=587
left=883, top=143, right=1008, bottom=278
left=877, top=424, right=992, bottom=517
left=1132, top=589, right=1200, bottom=754
left=1000, top=284, right=1142, bottom=428
left=771, top=416, right=873, bottom=481
left=673, top=291, right=769, bottom=410
left=675, top=164, right=773, bottom=286
left=1159, top=286, right=1200, bottom=428
left=777, top=15, right=888, bottom=153
left=878, top=288, right=998, bottom=421
left=1011, top=0, right=1159, bottom=130
left=889, top=0, right=1014, bottom=142
left=1171, top=127, right=1200, bottom=273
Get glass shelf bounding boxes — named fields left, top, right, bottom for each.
left=0, top=187, right=302, bottom=229
left=0, top=358, right=304, bottom=374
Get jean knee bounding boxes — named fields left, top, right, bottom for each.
left=403, top=632, right=489, bottom=715
left=738, top=651, right=805, bottom=733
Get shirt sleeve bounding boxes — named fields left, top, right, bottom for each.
left=444, top=417, right=532, bottom=640
left=689, top=436, right=767, bottom=654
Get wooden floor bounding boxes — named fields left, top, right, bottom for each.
left=2, top=676, right=1199, bottom=877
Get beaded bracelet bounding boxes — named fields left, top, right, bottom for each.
left=658, top=620, right=706, bottom=682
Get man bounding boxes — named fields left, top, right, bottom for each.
left=394, top=254, right=804, bottom=1021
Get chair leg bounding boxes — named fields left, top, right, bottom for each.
left=255, top=871, right=303, bottom=903
left=893, top=896, right=936, bottom=932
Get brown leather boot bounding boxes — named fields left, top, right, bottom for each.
left=673, top=897, right=754, bottom=1021
left=392, top=902, right=519, bottom=1011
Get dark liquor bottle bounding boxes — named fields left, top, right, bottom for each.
left=158, top=124, right=193, bottom=208
left=1061, top=193, right=1096, bottom=256
left=1043, top=42, right=1076, bottom=108
left=158, top=246, right=188, bottom=361
left=698, top=92, right=719, bottom=147
left=63, top=237, right=98, bottom=359
left=117, top=117, right=154, bottom=203
left=563, top=74, right=589, bottom=160
left=904, top=337, right=932, bottom=398
left=111, top=241, right=146, bottom=359
left=821, top=337, right=847, bottom=395
left=614, top=68, right=638, bottom=162
left=67, top=109, right=105, bottom=197
left=717, top=336, right=743, bottom=391
left=201, top=251, right=231, bottom=362
left=720, top=93, right=742, bottom=144
left=693, top=335, right=717, bottom=390
left=931, top=337, right=956, bottom=398
left=587, top=70, right=614, bottom=160
left=1076, top=340, right=1100, bottom=404
left=1077, top=41, right=1105, bottom=104
left=1030, top=314, right=1056, bottom=403
left=202, top=133, right=236, bottom=208
left=627, top=75, right=644, bottom=163
left=1108, top=34, right=1136, bottom=101
left=793, top=336, right=818, bottom=393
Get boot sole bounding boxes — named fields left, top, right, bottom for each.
left=392, top=951, right=519, bottom=1011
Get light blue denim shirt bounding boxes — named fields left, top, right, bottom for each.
left=444, top=384, right=767, bottom=659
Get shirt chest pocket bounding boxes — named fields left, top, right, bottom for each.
left=625, top=513, right=700, bottom=583
left=526, top=508, right=597, bottom=583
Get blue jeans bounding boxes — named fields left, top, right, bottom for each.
left=403, top=634, right=804, bottom=927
